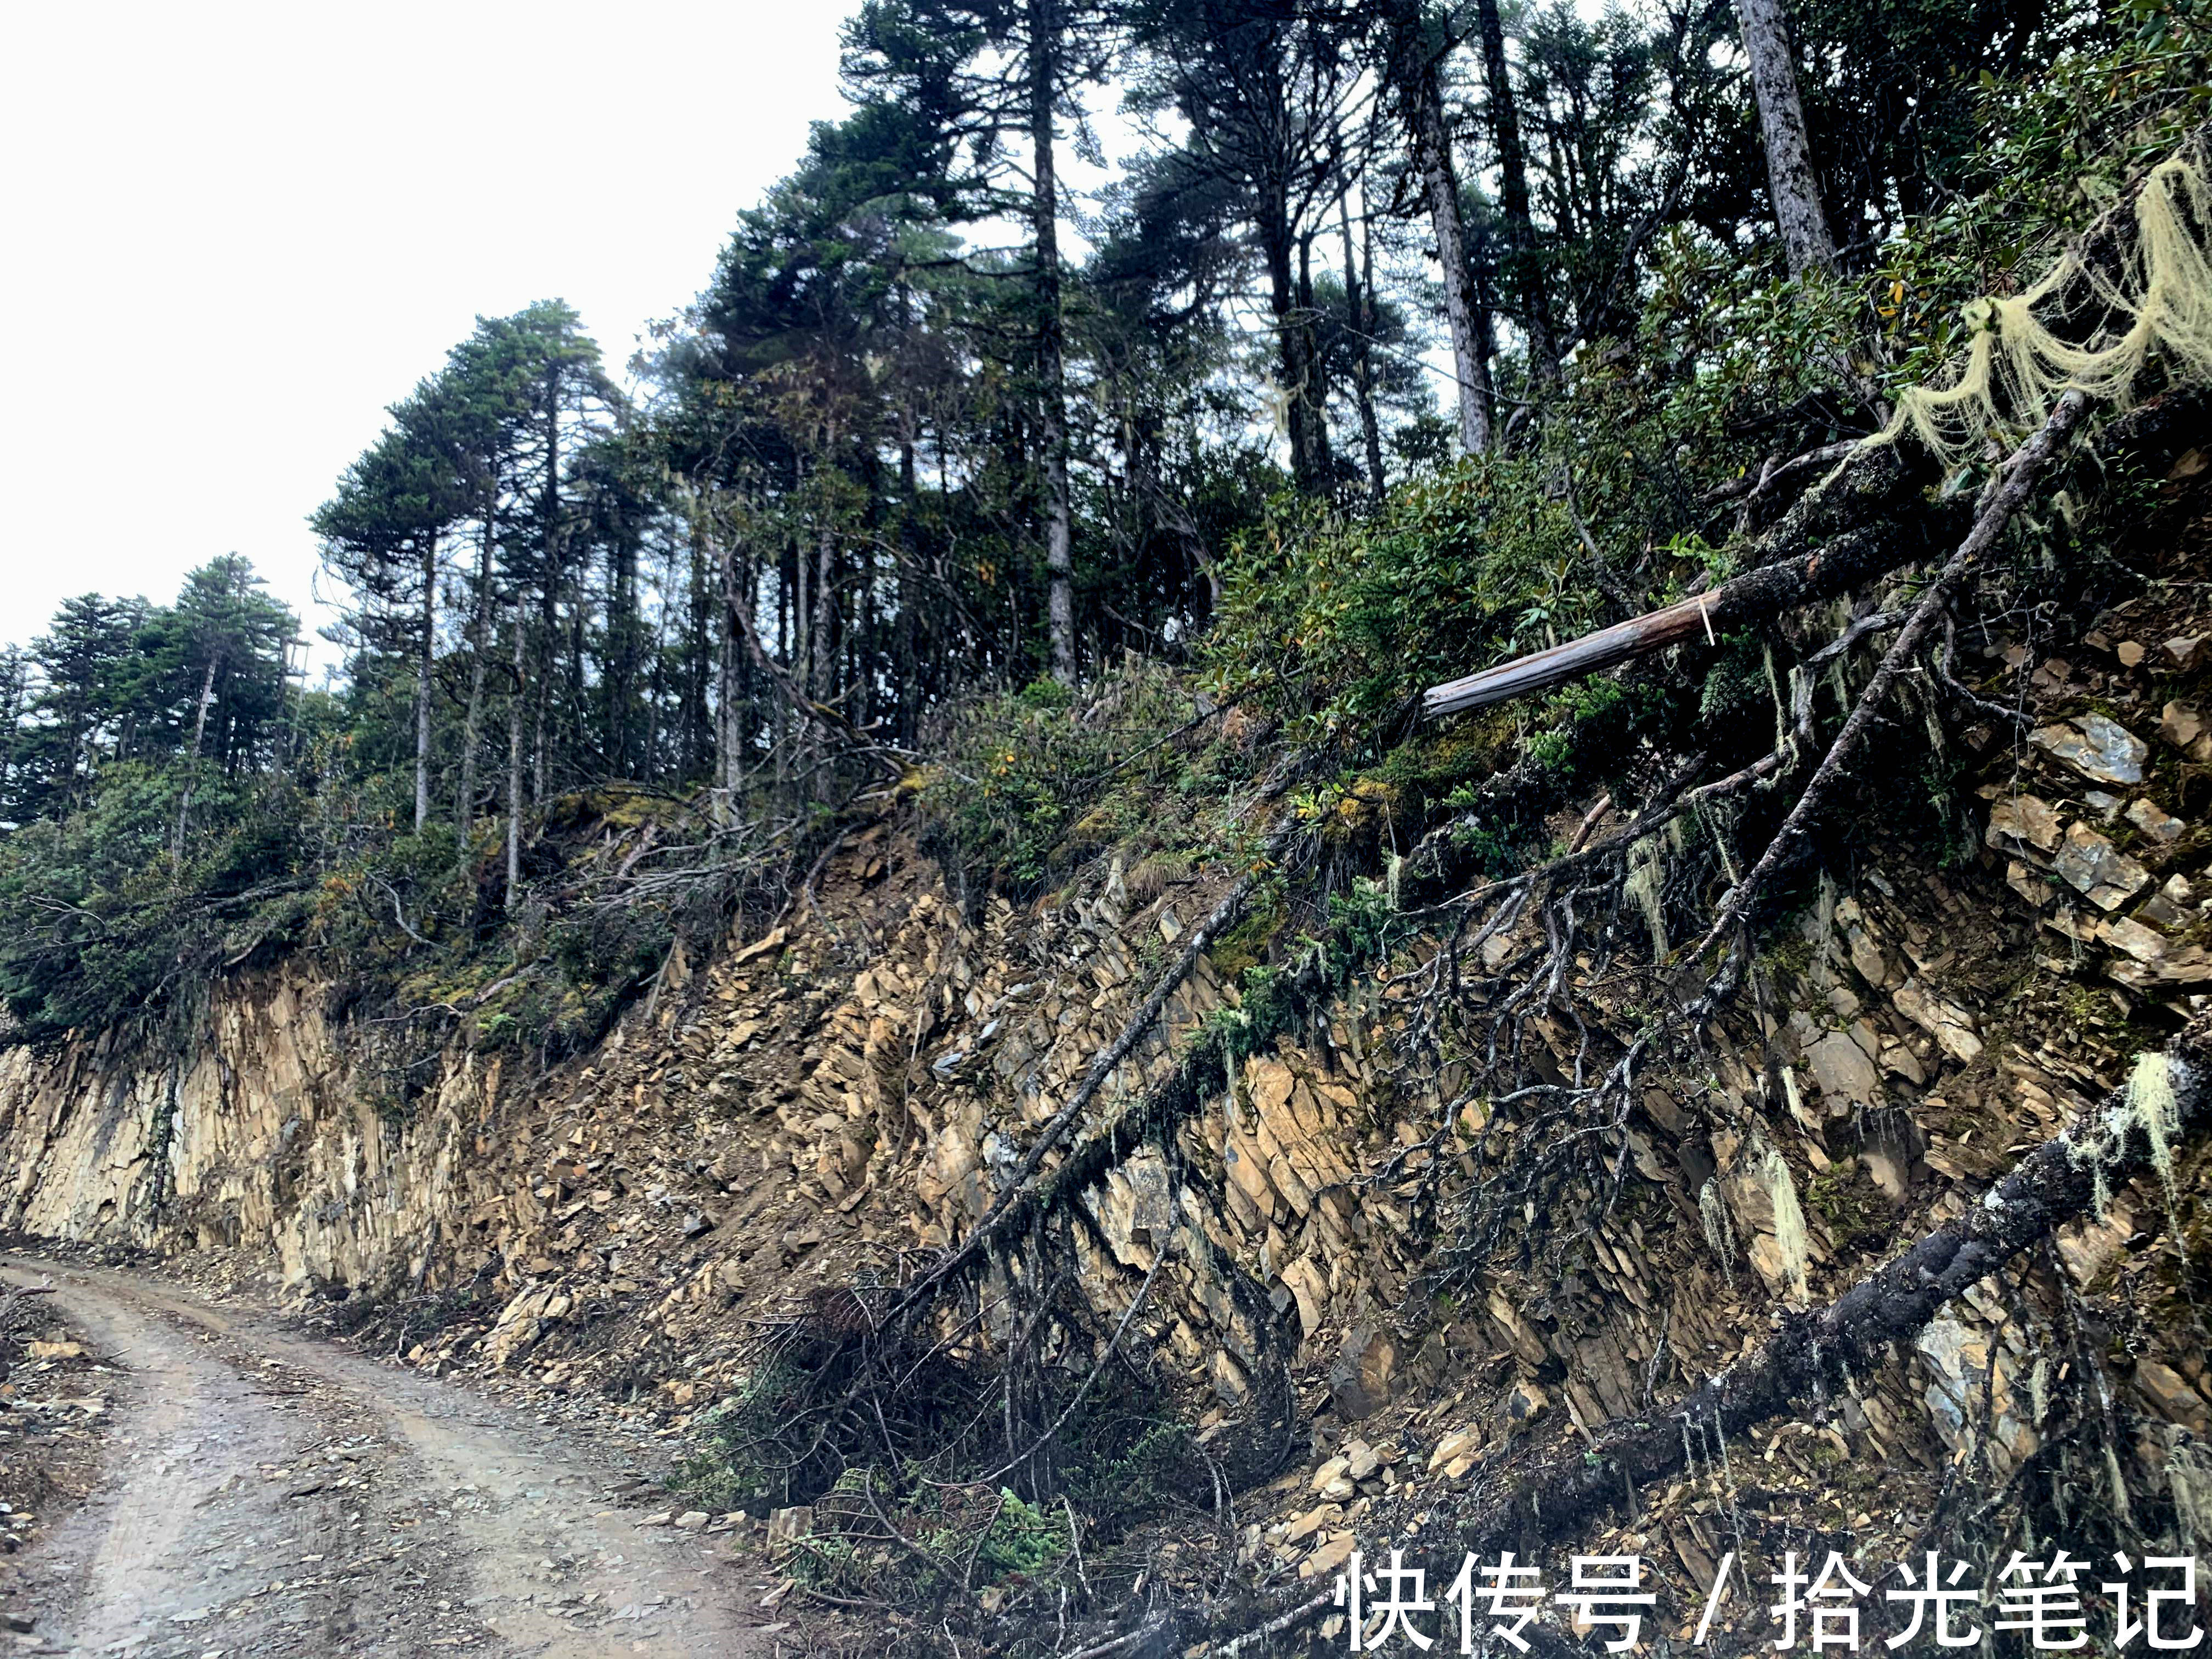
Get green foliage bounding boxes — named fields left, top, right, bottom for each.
left=678, top=1360, right=814, bottom=1511
left=1696, top=636, right=1771, bottom=731
left=921, top=664, right=1205, bottom=890
left=966, top=1490, right=1068, bottom=1581
left=1805, top=1160, right=1887, bottom=1242
left=0, top=764, right=313, bottom=1040
left=1205, top=466, right=1588, bottom=732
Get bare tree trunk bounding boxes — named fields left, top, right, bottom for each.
left=811, top=524, right=834, bottom=702
left=415, top=533, right=436, bottom=833
left=1473, top=0, right=1559, bottom=382
left=636, top=543, right=669, bottom=786
left=713, top=531, right=745, bottom=816
left=173, top=654, right=217, bottom=856
left=1296, top=233, right=1332, bottom=483
left=1263, top=211, right=1327, bottom=494
left=1339, top=194, right=1387, bottom=496
left=1389, top=0, right=1494, bottom=453
left=533, top=381, right=562, bottom=805
left=1030, top=0, right=1077, bottom=685
left=1735, top=0, right=1835, bottom=278
left=775, top=538, right=793, bottom=786
left=504, top=599, right=524, bottom=911
left=456, top=516, right=495, bottom=834
left=896, top=408, right=922, bottom=748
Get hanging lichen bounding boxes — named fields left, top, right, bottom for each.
left=1759, top=1143, right=1814, bottom=1302
left=2126, top=1049, right=2194, bottom=1277
left=2128, top=1050, right=2183, bottom=1206
left=2167, top=1434, right=2212, bottom=1554
left=1627, top=834, right=1669, bottom=960
left=1696, top=798, right=1742, bottom=889
left=1699, top=1175, right=1738, bottom=1276
left=1875, top=151, right=2212, bottom=471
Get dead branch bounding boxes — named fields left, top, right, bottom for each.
left=1688, top=388, right=2090, bottom=965
left=1426, top=134, right=2212, bottom=723
left=890, top=813, right=1307, bottom=1319
left=1063, top=1620, right=1171, bottom=1659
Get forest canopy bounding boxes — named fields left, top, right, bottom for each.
left=2, top=0, right=2207, bottom=1048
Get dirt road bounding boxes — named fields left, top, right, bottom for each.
left=0, top=1257, right=775, bottom=1658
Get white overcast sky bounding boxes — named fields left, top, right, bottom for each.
left=0, top=0, right=862, bottom=672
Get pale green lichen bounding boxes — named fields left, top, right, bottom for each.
left=1627, top=834, right=1669, bottom=960
left=1699, top=1176, right=1737, bottom=1277
left=1780, top=1066, right=1809, bottom=1128
left=2166, top=1434, right=2212, bottom=1554
left=1877, top=154, right=2212, bottom=470
left=1763, top=644, right=1785, bottom=749
left=2127, top=1050, right=2182, bottom=1211
left=1761, top=1144, right=1813, bottom=1302
left=1697, top=798, right=1742, bottom=888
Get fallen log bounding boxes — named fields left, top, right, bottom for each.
left=1420, top=366, right=2209, bottom=721
left=1420, top=414, right=1936, bottom=723
left=1205, top=1015, right=2211, bottom=1654
left=1421, top=515, right=1925, bottom=719
left=1448, top=1021, right=2208, bottom=1557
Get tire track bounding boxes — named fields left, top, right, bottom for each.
left=0, top=1259, right=771, bottom=1658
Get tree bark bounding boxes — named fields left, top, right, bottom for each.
left=456, top=515, right=495, bottom=834
left=607, top=536, right=637, bottom=777
left=1263, top=208, right=1328, bottom=494
left=1338, top=196, right=1387, bottom=497
left=1734, top=0, right=1835, bottom=278
left=713, top=530, right=748, bottom=815
left=415, top=533, right=436, bottom=833
left=1030, top=0, right=1078, bottom=686
left=532, top=385, right=561, bottom=806
left=812, top=523, right=834, bottom=703
left=1472, top=0, right=1558, bottom=382
left=1296, top=232, right=1332, bottom=483
left=173, top=654, right=218, bottom=856
left=1389, top=0, right=1494, bottom=453
left=504, top=599, right=524, bottom=910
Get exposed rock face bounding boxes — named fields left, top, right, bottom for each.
left=1327, top=1324, right=1398, bottom=1420
left=2, top=637, right=2208, bottom=1622
left=0, top=968, right=478, bottom=1289
left=0, top=825, right=1435, bottom=1423
left=1916, top=1312, right=2039, bottom=1476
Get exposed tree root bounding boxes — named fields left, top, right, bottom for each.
left=763, top=360, right=2199, bottom=1654
left=891, top=810, right=1312, bottom=1322
left=1385, top=385, right=2129, bottom=1281
left=1199, top=1019, right=2212, bottom=1655
left=1688, top=387, right=2090, bottom=966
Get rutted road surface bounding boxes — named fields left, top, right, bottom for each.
left=0, top=1257, right=771, bottom=1658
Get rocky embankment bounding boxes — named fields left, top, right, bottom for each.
left=0, top=607, right=2208, bottom=1641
